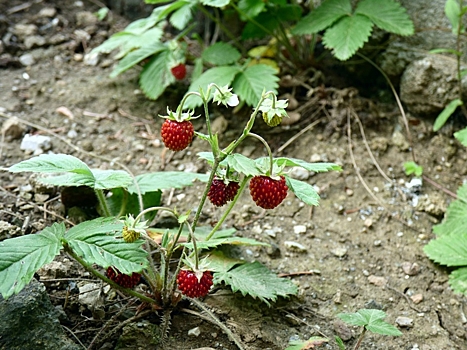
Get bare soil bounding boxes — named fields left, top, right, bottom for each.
left=1, top=1, right=467, bottom=350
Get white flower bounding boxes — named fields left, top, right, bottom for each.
left=212, top=85, right=239, bottom=107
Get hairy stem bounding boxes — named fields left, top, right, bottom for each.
left=95, top=189, right=111, bottom=217
left=353, top=327, right=367, bottom=350
left=249, top=132, right=273, bottom=175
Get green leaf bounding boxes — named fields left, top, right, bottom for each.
left=139, top=50, right=175, bottom=100
left=366, top=319, right=403, bottom=336
left=127, top=171, right=209, bottom=194
left=285, top=337, right=329, bottom=350
left=65, top=217, right=148, bottom=275
left=92, top=169, right=133, bottom=190
left=183, top=236, right=269, bottom=250
left=403, top=161, right=423, bottom=177
left=110, top=42, right=166, bottom=78
left=355, top=0, right=414, bottom=36
left=454, top=127, right=467, bottom=146
left=95, top=7, right=109, bottom=21
left=322, top=14, right=373, bottom=61
left=338, top=309, right=386, bottom=326
left=205, top=250, right=245, bottom=273
left=449, top=267, right=467, bottom=294
left=434, top=99, right=463, bottom=131
left=0, top=223, right=64, bottom=299
left=226, top=153, right=261, bottom=176
left=433, top=183, right=467, bottom=236
left=124, top=15, right=160, bottom=35
left=114, top=27, right=164, bottom=59
left=170, top=1, right=195, bottom=30
left=184, top=66, right=240, bottom=108
left=430, top=48, right=463, bottom=56
left=90, top=32, right=136, bottom=55
left=424, top=233, right=467, bottom=266
left=200, top=0, right=230, bottom=7
left=38, top=173, right=95, bottom=188
left=214, top=261, right=297, bottom=305
left=335, top=336, right=346, bottom=350
left=293, top=0, right=351, bottom=35
left=238, top=0, right=266, bottom=19
left=202, top=42, right=241, bottom=66
left=273, top=157, right=342, bottom=172
left=232, top=64, right=279, bottom=106
left=9, top=154, right=92, bottom=176
left=285, top=177, right=320, bottom=206
left=445, top=0, right=462, bottom=34
left=106, top=188, right=162, bottom=221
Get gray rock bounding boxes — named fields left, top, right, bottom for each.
left=20, top=134, right=52, bottom=152
left=116, top=321, right=160, bottom=349
left=19, top=53, right=35, bottom=66
left=13, top=23, right=38, bottom=39
left=38, top=7, right=57, bottom=18
left=24, top=35, right=46, bottom=49
left=400, top=55, right=466, bottom=115
left=75, top=11, right=98, bottom=27
left=395, top=316, right=414, bottom=327
left=0, top=278, right=80, bottom=350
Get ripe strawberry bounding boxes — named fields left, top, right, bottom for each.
left=177, top=270, right=213, bottom=298
left=208, top=179, right=240, bottom=207
left=171, top=63, right=186, bottom=80
left=249, top=175, right=288, bottom=209
left=161, top=119, right=194, bottom=151
left=106, top=267, right=141, bottom=288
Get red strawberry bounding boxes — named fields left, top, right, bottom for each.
left=106, top=267, right=141, bottom=288
left=249, top=175, right=288, bottom=209
left=177, top=270, right=213, bottom=298
left=161, top=119, right=194, bottom=151
left=171, top=63, right=186, bottom=80
left=208, top=179, right=239, bottom=207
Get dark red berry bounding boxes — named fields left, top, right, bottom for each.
left=177, top=270, right=213, bottom=298
left=249, top=175, right=288, bottom=209
left=106, top=266, right=141, bottom=288
left=171, top=63, right=186, bottom=80
left=161, top=119, right=194, bottom=151
left=225, top=181, right=240, bottom=201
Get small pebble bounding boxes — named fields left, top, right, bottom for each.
left=402, top=262, right=421, bottom=276
left=331, top=247, right=347, bottom=257
left=293, top=225, right=307, bottom=234
left=395, top=316, right=413, bottom=327
left=411, top=294, right=423, bottom=304
left=284, top=241, right=307, bottom=252
left=368, top=275, right=387, bottom=287
left=188, top=327, right=201, bottom=337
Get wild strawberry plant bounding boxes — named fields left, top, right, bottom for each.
left=1, top=86, right=340, bottom=341
left=89, top=0, right=413, bottom=101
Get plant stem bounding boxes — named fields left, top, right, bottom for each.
left=95, top=189, right=111, bottom=217
left=185, top=223, right=199, bottom=269
left=249, top=132, right=274, bottom=175
left=205, top=176, right=249, bottom=241
left=353, top=328, right=367, bottom=350
left=456, top=0, right=467, bottom=119
left=134, top=206, right=175, bottom=225
left=64, top=244, right=158, bottom=305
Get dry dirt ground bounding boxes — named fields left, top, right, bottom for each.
left=1, top=1, right=467, bottom=350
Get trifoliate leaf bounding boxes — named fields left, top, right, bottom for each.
left=92, top=169, right=133, bottom=189
left=9, top=153, right=92, bottom=176
left=205, top=251, right=245, bottom=273
left=214, top=261, right=297, bottom=305
left=202, top=42, right=241, bottom=66
left=91, top=32, right=135, bottom=55
left=403, top=161, right=423, bottom=177
left=322, top=14, right=373, bottom=61
left=184, top=66, right=240, bottom=109
left=454, top=127, right=467, bottom=147
left=127, top=171, right=209, bottom=194
left=200, top=0, right=230, bottom=7
left=285, top=177, right=320, bottom=206
left=182, top=236, right=269, bottom=250
left=170, top=1, right=196, bottom=30
left=225, top=153, right=261, bottom=176
left=114, top=27, right=164, bottom=59
left=38, top=173, right=95, bottom=188
left=273, top=157, right=342, bottom=172
left=110, top=42, right=166, bottom=77
left=424, top=233, right=467, bottom=266
left=293, top=0, right=351, bottom=35
left=238, top=0, right=266, bottom=20
left=433, top=183, right=467, bottom=236
left=65, top=217, right=148, bottom=275
left=338, top=309, right=386, bottom=326
left=355, top=0, right=414, bottom=35
left=139, top=50, right=175, bottom=99
left=232, top=64, right=279, bottom=106
left=433, top=99, right=463, bottom=132
left=0, top=223, right=64, bottom=299
left=366, top=319, right=403, bottom=336
left=449, top=267, right=467, bottom=294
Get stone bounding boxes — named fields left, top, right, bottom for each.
left=19, top=53, right=35, bottom=66
left=333, top=319, right=353, bottom=341
left=400, top=55, right=466, bottom=116
left=391, top=130, right=410, bottom=151
left=78, top=282, right=104, bottom=309
left=368, top=275, right=387, bottom=287
left=416, top=194, right=446, bottom=217
left=76, top=11, right=98, bottom=27
left=411, top=293, right=424, bottom=304
left=293, top=225, right=307, bottom=234
left=402, top=262, right=421, bottom=276
left=0, top=278, right=80, bottom=349
left=331, top=247, right=347, bottom=258
left=284, top=241, right=307, bottom=252
left=289, top=166, right=310, bottom=180
left=395, top=316, right=414, bottom=327
left=38, top=7, right=57, bottom=17
left=84, top=52, right=99, bottom=66
left=1, top=117, right=25, bottom=139
left=20, top=134, right=52, bottom=152
left=188, top=326, right=201, bottom=337
left=13, top=23, right=37, bottom=38
left=24, top=35, right=46, bottom=49
left=48, top=33, right=67, bottom=45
